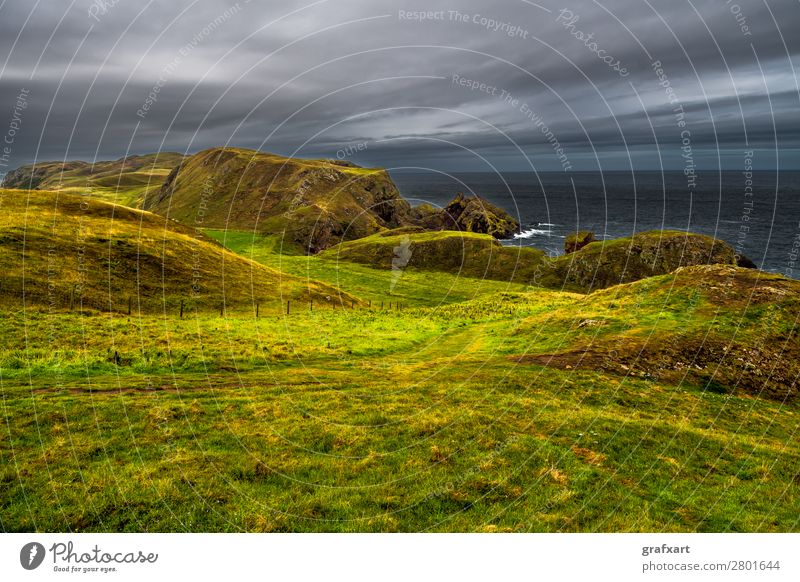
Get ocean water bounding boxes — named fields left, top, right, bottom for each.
left=390, top=171, right=800, bottom=278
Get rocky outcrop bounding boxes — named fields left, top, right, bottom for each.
left=410, top=193, right=520, bottom=239
left=564, top=231, right=595, bottom=254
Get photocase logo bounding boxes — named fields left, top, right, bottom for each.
left=20, top=542, right=46, bottom=570
left=390, top=235, right=412, bottom=291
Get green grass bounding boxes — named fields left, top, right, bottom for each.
left=1, top=263, right=798, bottom=532
left=260, top=227, right=739, bottom=294
left=318, top=229, right=546, bottom=284
left=204, top=229, right=534, bottom=306
left=55, top=182, right=162, bottom=208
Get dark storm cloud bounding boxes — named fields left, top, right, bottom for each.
left=0, top=0, right=798, bottom=172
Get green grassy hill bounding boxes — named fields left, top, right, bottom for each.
left=142, top=147, right=416, bottom=253
left=0, top=189, right=357, bottom=315
left=204, top=227, right=798, bottom=402
left=320, top=228, right=546, bottom=283
left=204, top=229, right=535, bottom=306
left=538, top=230, right=739, bottom=291
left=1, top=152, right=184, bottom=207
left=509, top=264, right=800, bottom=401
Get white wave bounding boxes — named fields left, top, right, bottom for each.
left=537, top=223, right=558, bottom=226
left=514, top=228, right=552, bottom=239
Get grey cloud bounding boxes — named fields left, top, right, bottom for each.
left=0, top=0, right=797, bottom=171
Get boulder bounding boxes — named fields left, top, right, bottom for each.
left=565, top=230, right=595, bottom=254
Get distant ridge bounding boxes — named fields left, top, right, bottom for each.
left=1, top=152, right=185, bottom=207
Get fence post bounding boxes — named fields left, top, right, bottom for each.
left=180, top=299, right=184, bottom=319
left=256, top=302, right=259, bottom=318
left=286, top=300, right=290, bottom=315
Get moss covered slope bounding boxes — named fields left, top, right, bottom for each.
left=0, top=189, right=357, bottom=314
left=512, top=264, right=800, bottom=400
left=535, top=230, right=737, bottom=292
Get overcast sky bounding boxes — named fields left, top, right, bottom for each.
left=0, top=0, right=798, bottom=172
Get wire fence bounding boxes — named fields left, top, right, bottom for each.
left=0, top=280, right=407, bottom=317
